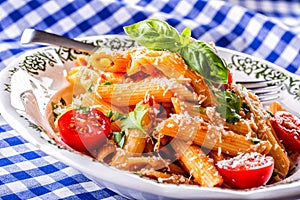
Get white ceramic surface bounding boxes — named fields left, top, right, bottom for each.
left=1, top=35, right=300, bottom=199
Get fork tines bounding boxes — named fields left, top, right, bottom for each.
left=236, top=79, right=285, bottom=103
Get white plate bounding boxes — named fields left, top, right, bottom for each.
left=1, top=35, right=300, bottom=199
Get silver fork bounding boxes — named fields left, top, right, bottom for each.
left=21, top=28, right=99, bottom=53
left=21, top=29, right=285, bottom=103
left=236, top=79, right=285, bottom=103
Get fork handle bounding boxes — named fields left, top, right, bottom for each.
left=21, top=28, right=98, bottom=53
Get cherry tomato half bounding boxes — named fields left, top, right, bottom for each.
left=270, top=111, right=300, bottom=151
left=216, top=152, right=274, bottom=189
left=57, top=107, right=111, bottom=152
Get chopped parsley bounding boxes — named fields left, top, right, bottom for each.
left=51, top=97, right=67, bottom=119
left=111, top=105, right=149, bottom=145
left=106, top=110, right=127, bottom=122
left=87, top=83, right=94, bottom=92
left=75, top=105, right=90, bottom=114
left=272, top=170, right=279, bottom=177
left=113, top=131, right=126, bottom=148
left=121, top=105, right=149, bottom=134
left=266, top=110, right=274, bottom=117
left=251, top=138, right=262, bottom=144
left=215, top=90, right=242, bottom=123
left=103, top=81, right=113, bottom=85
left=193, top=106, right=206, bottom=113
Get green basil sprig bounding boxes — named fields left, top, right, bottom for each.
left=124, top=19, right=242, bottom=123
left=124, top=18, right=228, bottom=84
left=214, top=90, right=242, bottom=123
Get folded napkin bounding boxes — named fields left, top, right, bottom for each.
left=0, top=0, right=299, bottom=199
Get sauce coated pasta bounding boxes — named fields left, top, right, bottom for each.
left=48, top=19, right=300, bottom=189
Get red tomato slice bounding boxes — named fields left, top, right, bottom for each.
left=227, top=68, right=233, bottom=85
left=223, top=69, right=233, bottom=90
left=216, top=152, right=274, bottom=189
left=57, top=107, right=111, bottom=152
left=270, top=111, right=300, bottom=151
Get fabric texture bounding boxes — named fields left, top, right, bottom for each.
left=0, top=0, right=300, bottom=199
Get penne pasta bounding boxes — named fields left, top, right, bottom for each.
left=172, top=97, right=256, bottom=137
left=96, top=81, right=174, bottom=106
left=127, top=49, right=215, bottom=106
left=157, top=114, right=272, bottom=156
left=268, top=101, right=286, bottom=114
left=88, top=51, right=129, bottom=73
left=110, top=149, right=168, bottom=172
left=123, top=129, right=147, bottom=153
left=51, top=27, right=297, bottom=190
left=234, top=85, right=290, bottom=178
left=170, top=139, right=223, bottom=187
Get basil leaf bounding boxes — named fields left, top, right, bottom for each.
left=215, top=90, right=242, bottom=123
left=242, top=102, right=251, bottom=114
left=179, top=41, right=228, bottom=83
left=124, top=18, right=182, bottom=51
left=124, top=19, right=228, bottom=84
left=180, top=27, right=191, bottom=46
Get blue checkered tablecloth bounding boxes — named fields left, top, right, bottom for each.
left=1, top=0, right=300, bottom=199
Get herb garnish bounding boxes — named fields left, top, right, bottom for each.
left=266, top=110, right=274, bottom=117
left=124, top=18, right=228, bottom=84
left=76, top=105, right=90, bottom=114
left=193, top=106, right=206, bottom=113
left=51, top=98, right=67, bottom=119
left=215, top=90, right=242, bottom=123
left=242, top=102, right=251, bottom=114
left=113, top=131, right=126, bottom=148
left=87, top=83, right=94, bottom=92
left=121, top=105, right=149, bottom=134
left=124, top=19, right=242, bottom=123
left=109, top=105, right=149, bottom=145
left=251, top=138, right=262, bottom=144
left=103, top=81, right=113, bottom=85
left=106, top=110, right=127, bottom=122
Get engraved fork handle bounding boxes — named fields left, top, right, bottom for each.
left=21, top=28, right=98, bottom=53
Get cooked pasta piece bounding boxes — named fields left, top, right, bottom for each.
left=128, top=49, right=215, bottom=106
left=234, top=85, right=290, bottom=178
left=96, top=141, right=117, bottom=163
left=98, top=72, right=125, bottom=84
left=170, top=139, right=223, bottom=187
left=96, top=77, right=197, bottom=107
left=74, top=54, right=88, bottom=66
left=171, top=98, right=256, bottom=137
left=96, top=81, right=173, bottom=106
left=123, top=129, right=147, bottom=153
left=208, top=150, right=225, bottom=163
left=157, top=114, right=272, bottom=156
left=110, top=149, right=168, bottom=171
left=268, top=101, right=286, bottom=114
left=88, top=51, right=130, bottom=73
left=138, top=169, right=194, bottom=185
